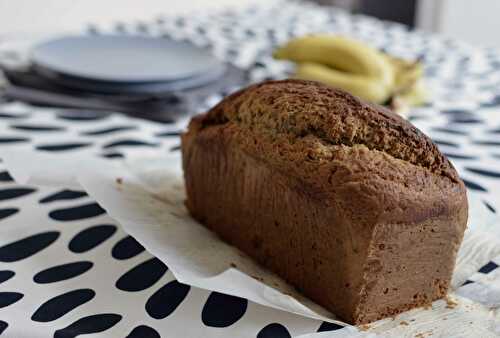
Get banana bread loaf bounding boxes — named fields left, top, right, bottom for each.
left=181, top=79, right=468, bottom=324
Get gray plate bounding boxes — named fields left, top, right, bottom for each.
left=31, top=35, right=224, bottom=83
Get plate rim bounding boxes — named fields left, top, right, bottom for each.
left=31, top=35, right=223, bottom=84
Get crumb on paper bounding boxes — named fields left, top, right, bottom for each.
left=116, top=177, right=123, bottom=184
left=415, top=330, right=433, bottom=338
left=230, top=262, right=237, bottom=268
left=445, top=296, right=458, bottom=309
left=359, top=324, right=370, bottom=331
left=251, top=275, right=264, bottom=282
left=400, top=320, right=409, bottom=326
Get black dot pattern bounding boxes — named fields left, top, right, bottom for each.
left=0, top=232, right=60, bottom=262
left=34, top=261, right=93, bottom=284
left=31, top=289, right=95, bottom=322
left=0, top=270, right=15, bottom=284
left=80, top=125, right=136, bottom=136
left=145, top=281, right=190, bottom=319
left=0, top=321, right=7, bottom=334
left=68, top=224, right=117, bottom=253
left=0, top=208, right=19, bottom=220
left=116, top=258, right=168, bottom=292
left=112, top=235, right=145, bottom=260
left=0, top=292, right=23, bottom=308
left=126, top=325, right=160, bottom=338
left=0, top=188, right=36, bottom=201
left=39, top=190, right=88, bottom=203
left=53, top=313, right=122, bottom=338
left=257, top=323, right=291, bottom=338
left=202, top=292, right=248, bottom=327
left=36, top=142, right=92, bottom=152
left=49, top=203, right=106, bottom=221
left=0, top=171, right=14, bottom=182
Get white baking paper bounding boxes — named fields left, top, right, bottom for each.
left=3, top=148, right=500, bottom=336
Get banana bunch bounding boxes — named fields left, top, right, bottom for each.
left=273, top=34, right=426, bottom=110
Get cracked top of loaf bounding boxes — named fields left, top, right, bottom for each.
left=199, top=79, right=458, bottom=182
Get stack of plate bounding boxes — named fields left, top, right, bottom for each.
left=2, top=35, right=244, bottom=122
left=31, top=35, right=227, bottom=95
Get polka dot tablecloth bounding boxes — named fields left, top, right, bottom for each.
left=1, top=1, right=500, bottom=337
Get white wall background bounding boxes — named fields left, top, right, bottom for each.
left=416, top=0, right=500, bottom=48
left=0, top=0, right=272, bottom=35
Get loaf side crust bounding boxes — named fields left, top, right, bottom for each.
left=182, top=120, right=467, bottom=324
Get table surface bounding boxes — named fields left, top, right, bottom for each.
left=1, top=2, right=500, bottom=337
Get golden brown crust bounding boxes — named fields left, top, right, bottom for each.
left=199, top=79, right=459, bottom=183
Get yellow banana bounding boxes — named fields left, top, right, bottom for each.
left=274, top=34, right=394, bottom=88
left=274, top=34, right=427, bottom=108
left=397, top=79, right=427, bottom=106
left=389, top=79, right=428, bottom=114
left=294, top=62, right=392, bottom=104
left=384, top=55, right=427, bottom=108
left=384, top=55, right=423, bottom=93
